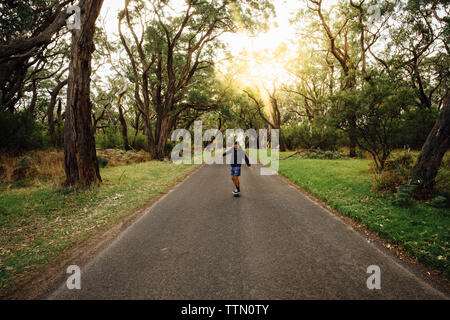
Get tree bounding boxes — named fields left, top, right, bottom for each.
left=119, top=0, right=274, bottom=159
left=63, top=0, right=104, bottom=188
left=243, top=85, right=287, bottom=151
left=386, top=0, right=449, bottom=110
left=301, top=0, right=395, bottom=157
left=412, top=92, right=450, bottom=196
left=330, top=75, right=416, bottom=171
left=0, top=0, right=72, bottom=113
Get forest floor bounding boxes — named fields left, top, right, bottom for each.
left=0, top=155, right=198, bottom=298
left=278, top=154, right=449, bottom=280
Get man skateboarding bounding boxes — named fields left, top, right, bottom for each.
left=223, top=142, right=253, bottom=196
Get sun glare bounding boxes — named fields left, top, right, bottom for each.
left=99, top=0, right=303, bottom=90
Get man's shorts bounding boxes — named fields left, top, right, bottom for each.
left=231, top=166, right=241, bottom=177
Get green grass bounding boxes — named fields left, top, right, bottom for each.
left=278, top=154, right=449, bottom=278
left=0, top=161, right=198, bottom=297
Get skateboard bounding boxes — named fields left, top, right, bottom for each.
left=233, top=193, right=240, bottom=198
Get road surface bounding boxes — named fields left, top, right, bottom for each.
left=49, top=164, right=447, bottom=299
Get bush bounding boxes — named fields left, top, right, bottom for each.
left=0, top=110, right=48, bottom=152
left=283, top=118, right=341, bottom=151
left=373, top=170, right=406, bottom=193
left=395, top=151, right=415, bottom=169
left=394, top=106, right=439, bottom=149
left=391, top=184, right=417, bottom=207
left=96, top=127, right=150, bottom=152
left=301, top=149, right=347, bottom=160
left=0, top=165, right=6, bottom=181
left=130, top=131, right=148, bottom=151
left=442, top=156, right=450, bottom=170
left=17, top=156, right=33, bottom=168
left=435, top=168, right=450, bottom=203
left=11, top=156, right=37, bottom=182
left=97, top=157, right=109, bottom=168
left=355, top=149, right=367, bottom=159
left=96, top=126, right=123, bottom=150
left=372, top=150, right=417, bottom=195
left=329, top=76, right=416, bottom=171
left=430, top=196, right=448, bottom=208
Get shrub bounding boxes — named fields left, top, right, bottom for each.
left=300, top=149, right=346, bottom=160
left=12, top=156, right=37, bottom=182
left=17, top=156, right=33, bottom=168
left=329, top=76, right=416, bottom=171
left=394, top=106, right=439, bottom=149
left=0, top=110, right=48, bottom=152
left=442, top=156, right=450, bottom=170
left=97, top=157, right=109, bottom=168
left=373, top=170, right=406, bottom=193
left=430, top=196, right=448, bottom=208
left=435, top=169, right=450, bottom=203
left=392, top=184, right=417, bottom=207
left=0, top=165, right=6, bottom=181
left=96, top=126, right=123, bottom=150
left=283, top=118, right=341, bottom=151
left=396, top=151, right=415, bottom=169
left=130, top=131, right=148, bottom=151
left=356, top=149, right=366, bottom=159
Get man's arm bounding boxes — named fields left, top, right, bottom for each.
left=244, top=153, right=252, bottom=167
left=223, top=148, right=232, bottom=157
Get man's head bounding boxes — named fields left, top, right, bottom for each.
left=234, top=142, right=239, bottom=150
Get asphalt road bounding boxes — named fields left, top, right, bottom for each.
left=49, top=164, right=447, bottom=299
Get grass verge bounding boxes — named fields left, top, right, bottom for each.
left=0, top=161, right=198, bottom=297
left=278, top=155, right=449, bottom=278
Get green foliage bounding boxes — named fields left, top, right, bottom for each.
left=283, top=118, right=341, bottom=151
left=383, top=151, right=415, bottom=180
left=392, top=184, right=417, bottom=207
left=301, top=149, right=346, bottom=160
left=435, top=168, right=450, bottom=202
left=130, top=131, right=148, bottom=152
left=0, top=0, right=60, bottom=44
left=329, top=75, right=416, bottom=171
left=373, top=151, right=416, bottom=195
left=430, top=196, right=448, bottom=208
left=96, top=126, right=124, bottom=150
left=16, top=157, right=33, bottom=169
left=373, top=170, right=407, bottom=194
left=394, top=107, right=439, bottom=149
left=0, top=110, right=48, bottom=152
left=355, top=150, right=366, bottom=159
left=97, top=157, right=109, bottom=168
left=96, top=127, right=151, bottom=152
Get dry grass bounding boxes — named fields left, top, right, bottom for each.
left=97, top=149, right=150, bottom=167
left=0, top=149, right=153, bottom=189
left=0, top=149, right=65, bottom=186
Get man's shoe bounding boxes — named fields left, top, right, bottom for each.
left=233, top=189, right=239, bottom=195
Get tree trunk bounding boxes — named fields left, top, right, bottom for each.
left=412, top=93, right=450, bottom=195
left=56, top=99, right=63, bottom=148
left=348, top=116, right=357, bottom=158
left=152, top=115, right=171, bottom=160
left=144, top=116, right=157, bottom=158
left=63, top=0, right=104, bottom=188
left=28, top=79, right=38, bottom=114
left=49, top=80, right=68, bottom=147
left=118, top=104, right=131, bottom=151
left=117, top=82, right=131, bottom=151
